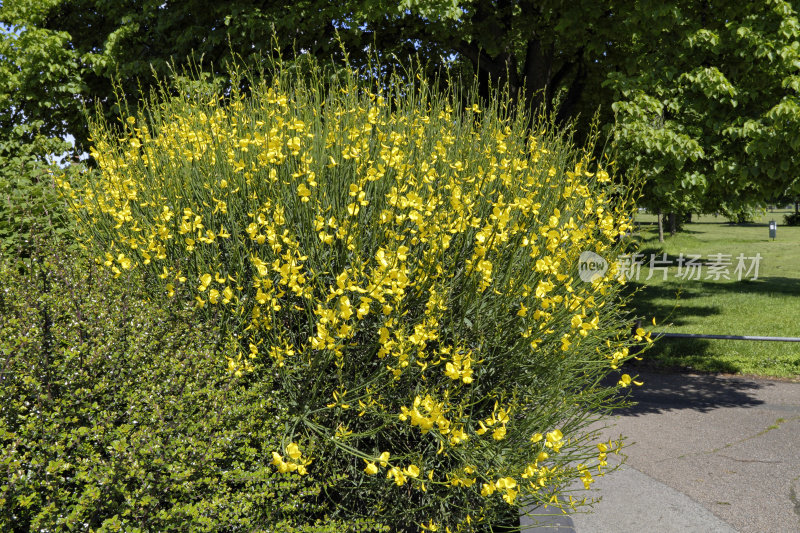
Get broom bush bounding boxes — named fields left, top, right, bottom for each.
left=56, top=54, right=645, bottom=531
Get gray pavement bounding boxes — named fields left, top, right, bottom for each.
left=520, top=371, right=800, bottom=532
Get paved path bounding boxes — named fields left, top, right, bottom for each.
left=521, top=371, right=800, bottom=532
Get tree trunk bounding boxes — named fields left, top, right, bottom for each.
left=668, top=213, right=677, bottom=236
left=795, top=201, right=799, bottom=214
left=657, top=210, right=665, bottom=242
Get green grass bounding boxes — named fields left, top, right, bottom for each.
left=624, top=208, right=800, bottom=379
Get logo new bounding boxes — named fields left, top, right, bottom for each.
left=578, top=251, right=608, bottom=282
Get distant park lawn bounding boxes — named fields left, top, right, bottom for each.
left=625, top=208, right=800, bottom=379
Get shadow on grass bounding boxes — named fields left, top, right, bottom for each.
left=630, top=338, right=743, bottom=375
left=632, top=246, right=789, bottom=268
left=627, top=283, right=721, bottom=328
left=673, top=221, right=771, bottom=226
left=623, top=277, right=800, bottom=374
left=627, top=277, right=800, bottom=311
left=632, top=223, right=705, bottom=235
left=607, top=371, right=768, bottom=416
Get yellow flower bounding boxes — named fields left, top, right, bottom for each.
left=546, top=429, right=563, bottom=445
left=536, top=451, right=548, bottom=462
left=495, top=477, right=516, bottom=490
left=618, top=374, right=643, bottom=387
left=492, top=425, right=507, bottom=441
left=222, top=286, right=234, bottom=304
left=502, top=488, right=518, bottom=504
left=338, top=296, right=353, bottom=320
left=117, top=253, right=131, bottom=270
left=256, top=289, right=268, bottom=305
left=286, top=442, right=302, bottom=461
left=287, top=136, right=301, bottom=154
left=251, top=257, right=269, bottom=277
left=378, top=451, right=390, bottom=467
left=561, top=335, right=571, bottom=351
left=535, top=280, right=554, bottom=298
left=356, top=299, right=371, bottom=319
left=388, top=466, right=407, bottom=486
left=580, top=468, right=594, bottom=489
left=297, top=183, right=311, bottom=202
left=364, top=461, right=378, bottom=475
left=208, top=289, right=220, bottom=304
left=420, top=520, right=438, bottom=531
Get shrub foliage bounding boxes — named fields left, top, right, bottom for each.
left=0, top=243, right=377, bottom=532
left=0, top=161, right=78, bottom=259
left=57, top=57, right=644, bottom=530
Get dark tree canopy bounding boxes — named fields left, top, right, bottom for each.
left=2, top=0, right=799, bottom=210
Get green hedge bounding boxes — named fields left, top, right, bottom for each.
left=0, top=242, right=381, bottom=532
left=0, top=126, right=79, bottom=258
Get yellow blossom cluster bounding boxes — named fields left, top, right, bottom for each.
left=271, top=442, right=312, bottom=475
left=58, top=59, right=644, bottom=530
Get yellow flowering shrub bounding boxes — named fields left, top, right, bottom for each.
left=59, top=56, right=642, bottom=531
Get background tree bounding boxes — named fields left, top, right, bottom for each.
left=608, top=0, right=800, bottom=238
left=2, top=0, right=800, bottom=232
left=1, top=0, right=374, bottom=155
left=0, top=0, right=622, bottom=154
left=0, top=15, right=78, bottom=255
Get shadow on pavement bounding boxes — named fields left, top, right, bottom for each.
left=609, top=371, right=768, bottom=416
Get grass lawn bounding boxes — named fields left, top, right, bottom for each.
left=624, top=208, right=800, bottom=379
